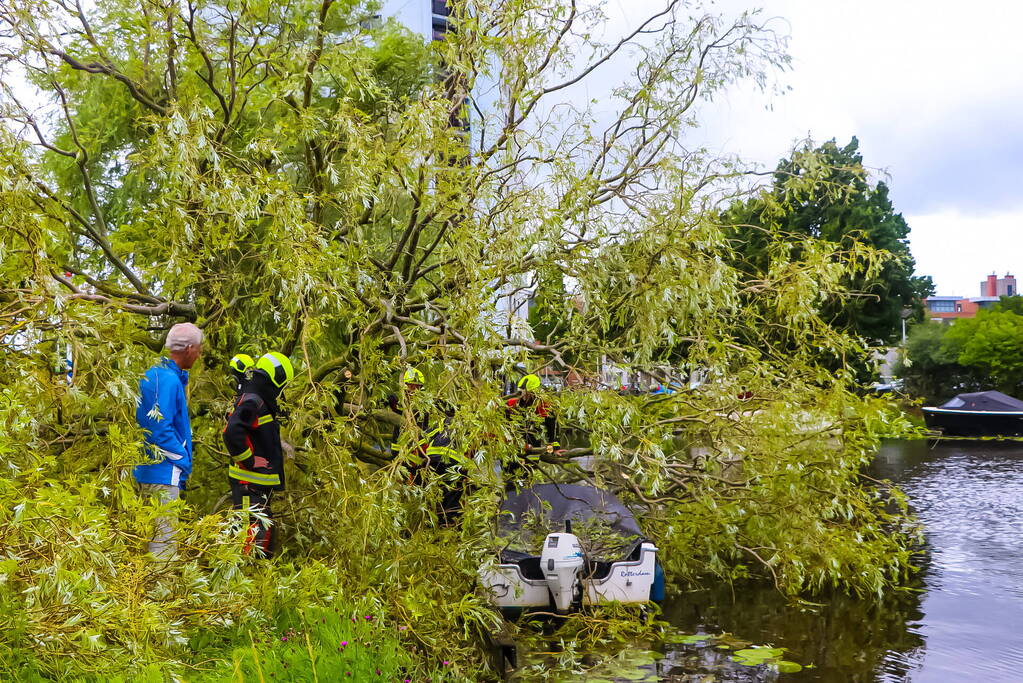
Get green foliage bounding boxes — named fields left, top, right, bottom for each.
left=900, top=311, right=1023, bottom=402
left=0, top=0, right=923, bottom=678
left=725, top=137, right=934, bottom=347
left=991, top=295, right=1023, bottom=315
left=897, top=322, right=974, bottom=402
left=196, top=605, right=451, bottom=682
left=527, top=268, right=570, bottom=347
left=944, top=310, right=1023, bottom=395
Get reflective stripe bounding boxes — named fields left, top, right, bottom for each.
left=257, top=414, right=274, bottom=426
left=228, top=466, right=280, bottom=486
left=426, top=446, right=468, bottom=465
left=233, top=447, right=253, bottom=462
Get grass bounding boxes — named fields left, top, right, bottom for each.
left=188, top=606, right=452, bottom=682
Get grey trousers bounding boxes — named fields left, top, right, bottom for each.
left=138, top=483, right=180, bottom=558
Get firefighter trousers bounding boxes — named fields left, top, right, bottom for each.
left=229, top=479, right=275, bottom=558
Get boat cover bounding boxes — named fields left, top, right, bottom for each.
left=498, top=483, right=644, bottom=562
left=939, top=391, right=1023, bottom=411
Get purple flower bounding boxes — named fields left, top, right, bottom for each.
left=281, top=636, right=287, bottom=642
left=340, top=641, right=348, bottom=647
left=364, top=615, right=373, bottom=621
left=443, top=660, right=450, bottom=666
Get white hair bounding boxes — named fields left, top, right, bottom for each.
left=165, top=323, right=203, bottom=352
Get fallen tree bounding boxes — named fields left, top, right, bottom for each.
left=0, top=0, right=918, bottom=678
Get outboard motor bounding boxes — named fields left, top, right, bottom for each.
left=539, top=526, right=584, bottom=613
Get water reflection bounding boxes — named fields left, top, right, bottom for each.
left=657, top=439, right=1023, bottom=682
left=873, top=440, right=1023, bottom=681
left=659, top=579, right=925, bottom=681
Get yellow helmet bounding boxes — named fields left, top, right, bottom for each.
left=402, top=367, right=425, bottom=385
left=255, top=351, right=295, bottom=388
left=228, top=353, right=255, bottom=374
left=517, top=374, right=541, bottom=392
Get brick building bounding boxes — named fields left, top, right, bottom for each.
left=926, top=272, right=1017, bottom=321
left=980, top=273, right=1017, bottom=297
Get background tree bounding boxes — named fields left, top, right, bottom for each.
left=899, top=308, right=1023, bottom=402
left=0, top=0, right=919, bottom=677
left=943, top=310, right=1023, bottom=396
left=725, top=137, right=934, bottom=348
left=991, top=295, right=1023, bottom=315
left=897, top=322, right=978, bottom=402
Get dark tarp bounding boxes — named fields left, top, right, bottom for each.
left=498, top=483, right=644, bottom=562
left=939, top=391, right=1023, bottom=411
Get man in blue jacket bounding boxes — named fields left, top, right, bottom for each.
left=135, top=322, right=203, bottom=558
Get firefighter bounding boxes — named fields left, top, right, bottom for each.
left=504, top=373, right=562, bottom=487
left=423, top=415, right=468, bottom=526
left=387, top=367, right=434, bottom=478
left=228, top=353, right=255, bottom=398
left=223, top=351, right=294, bottom=557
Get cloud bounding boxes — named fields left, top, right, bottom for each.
left=860, top=100, right=1023, bottom=216
left=907, top=210, right=1023, bottom=296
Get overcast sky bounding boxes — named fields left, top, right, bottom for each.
left=597, top=0, right=1023, bottom=297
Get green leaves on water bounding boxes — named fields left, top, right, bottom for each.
left=776, top=660, right=804, bottom=673
left=733, top=646, right=784, bottom=663
left=665, top=631, right=805, bottom=675
left=599, top=650, right=661, bottom=682
left=664, top=633, right=712, bottom=645
left=713, top=633, right=752, bottom=649
left=732, top=646, right=803, bottom=673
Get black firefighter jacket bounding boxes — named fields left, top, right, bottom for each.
left=224, top=387, right=286, bottom=491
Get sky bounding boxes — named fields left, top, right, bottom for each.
left=597, top=0, right=1023, bottom=297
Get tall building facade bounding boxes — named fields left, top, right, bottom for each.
left=379, top=0, right=451, bottom=42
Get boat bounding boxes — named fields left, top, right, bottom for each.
left=479, top=483, right=664, bottom=617
left=922, top=390, right=1023, bottom=437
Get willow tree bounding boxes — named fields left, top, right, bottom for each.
left=0, top=0, right=917, bottom=677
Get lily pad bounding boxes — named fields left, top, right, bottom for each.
left=665, top=633, right=712, bottom=644
left=775, top=660, right=803, bottom=673
left=734, top=647, right=784, bottom=660
left=619, top=650, right=661, bottom=665
left=732, top=647, right=786, bottom=666
left=714, top=633, right=752, bottom=649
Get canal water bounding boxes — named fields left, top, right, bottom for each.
left=653, top=438, right=1023, bottom=682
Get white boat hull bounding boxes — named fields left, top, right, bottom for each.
left=481, top=541, right=659, bottom=611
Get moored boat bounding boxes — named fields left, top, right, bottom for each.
left=922, top=390, right=1023, bottom=437
left=480, top=483, right=664, bottom=617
